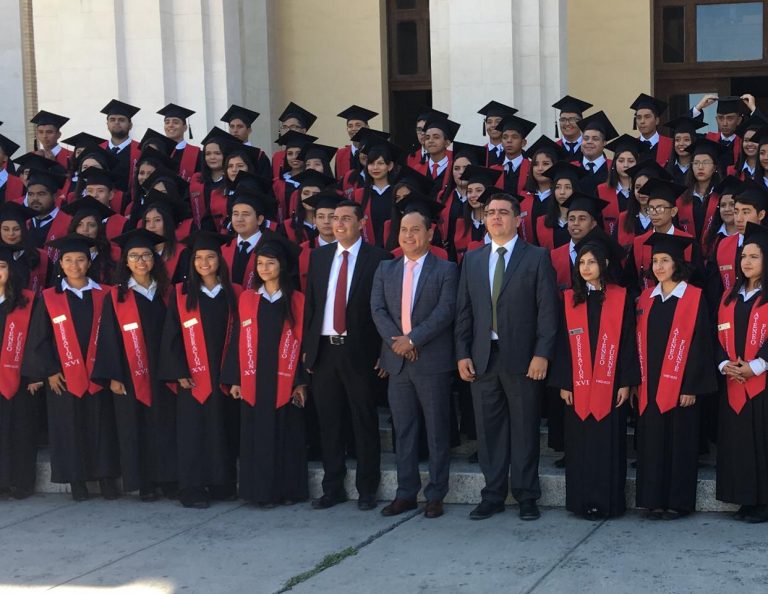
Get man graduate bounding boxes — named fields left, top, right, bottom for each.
left=100, top=99, right=142, bottom=194
left=157, top=103, right=200, bottom=182
left=30, top=110, right=72, bottom=169
left=552, top=95, right=593, bottom=160
left=219, top=104, right=272, bottom=180
left=477, top=101, right=518, bottom=167
left=630, top=93, right=673, bottom=167
left=334, top=105, right=378, bottom=182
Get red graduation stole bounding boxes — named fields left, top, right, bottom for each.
left=517, top=193, right=534, bottom=244
left=174, top=145, right=200, bottom=182
left=716, top=233, right=739, bottom=293
left=237, top=290, right=304, bottom=408
left=111, top=287, right=153, bottom=406
left=163, top=247, right=183, bottom=282
left=675, top=193, right=719, bottom=240
left=209, top=187, right=228, bottom=232
left=42, top=285, right=108, bottom=397
left=41, top=213, right=73, bottom=261
left=717, top=295, right=768, bottom=413
left=636, top=284, right=701, bottom=414
left=535, top=218, right=555, bottom=251
left=597, top=183, right=621, bottom=237
left=175, top=284, right=234, bottom=404
left=0, top=290, right=35, bottom=399
left=551, top=245, right=572, bottom=291
left=28, top=248, right=49, bottom=296
left=188, top=175, right=206, bottom=228
left=563, top=285, right=625, bottom=421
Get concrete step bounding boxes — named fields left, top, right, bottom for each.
left=33, top=449, right=733, bottom=513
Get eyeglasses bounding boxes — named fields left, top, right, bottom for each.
left=692, top=160, right=714, bottom=168
left=646, top=205, right=674, bottom=214
left=127, top=252, right=154, bottom=263
left=279, top=124, right=303, bottom=132
left=558, top=117, right=580, bottom=124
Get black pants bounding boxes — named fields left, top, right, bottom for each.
left=312, top=341, right=381, bottom=499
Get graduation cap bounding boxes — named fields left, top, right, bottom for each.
left=630, top=93, right=668, bottom=129
left=742, top=221, right=768, bottom=252
left=641, top=177, right=687, bottom=206
left=0, top=202, right=36, bottom=224
left=663, top=115, right=708, bottom=137
left=81, top=167, right=117, bottom=189
left=200, top=127, right=241, bottom=149
left=684, top=137, right=727, bottom=159
left=736, top=113, right=768, bottom=137
left=12, top=152, right=64, bottom=175
left=112, top=228, right=165, bottom=253
left=0, top=242, right=25, bottom=264
left=625, top=159, right=672, bottom=181
left=753, top=126, right=768, bottom=147
left=460, top=165, right=503, bottom=188
left=220, top=104, right=260, bottom=127
left=396, top=192, right=445, bottom=223
left=716, top=96, right=749, bottom=115
left=30, top=110, right=69, bottom=129
left=303, top=189, right=346, bottom=211
left=75, top=143, right=119, bottom=171
left=573, top=226, right=624, bottom=268
left=232, top=170, right=273, bottom=194
left=394, top=166, right=435, bottom=194
left=337, top=105, right=378, bottom=123
left=273, top=130, right=318, bottom=149
left=364, top=139, right=404, bottom=163
left=291, top=168, right=337, bottom=189
left=415, top=106, right=449, bottom=122
left=578, top=110, right=618, bottom=141
left=564, top=192, right=609, bottom=218
left=157, top=103, right=195, bottom=121
left=422, top=117, right=461, bottom=141
left=46, top=233, right=98, bottom=256
left=101, top=99, right=140, bottom=119
left=181, top=230, right=229, bottom=253
left=451, top=141, right=487, bottom=165
left=60, top=195, right=115, bottom=221
left=139, top=128, right=176, bottom=154
left=61, top=131, right=107, bottom=149
left=141, top=189, right=189, bottom=224
left=232, top=187, right=272, bottom=217
left=713, top=175, right=743, bottom=197
left=350, top=127, right=390, bottom=145
left=478, top=101, right=518, bottom=136
left=542, top=161, right=586, bottom=183
left=277, top=102, right=317, bottom=130
left=605, top=134, right=644, bottom=157
left=735, top=179, right=768, bottom=211
left=0, top=134, right=20, bottom=158
left=26, top=168, right=65, bottom=192
left=256, top=234, right=301, bottom=273
left=523, top=135, right=567, bottom=161
left=298, top=142, right=338, bottom=164
left=498, top=115, right=536, bottom=138
left=137, top=146, right=176, bottom=172
left=644, top=232, right=694, bottom=260
left=552, top=95, right=593, bottom=138
left=141, top=169, right=184, bottom=201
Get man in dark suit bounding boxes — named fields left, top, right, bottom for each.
left=304, top=200, right=391, bottom=511
left=455, top=192, right=558, bottom=521
left=371, top=200, right=458, bottom=519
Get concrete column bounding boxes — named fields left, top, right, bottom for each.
left=0, top=0, right=27, bottom=149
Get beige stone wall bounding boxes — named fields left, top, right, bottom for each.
left=566, top=0, right=653, bottom=136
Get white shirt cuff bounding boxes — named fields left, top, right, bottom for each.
left=718, top=360, right=729, bottom=375
left=748, top=358, right=767, bottom=377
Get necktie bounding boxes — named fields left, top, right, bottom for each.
left=401, top=259, right=416, bottom=334
left=35, top=215, right=52, bottom=228
left=232, top=241, right=250, bottom=284
left=431, top=163, right=439, bottom=179
left=110, top=147, right=120, bottom=155
left=496, top=146, right=503, bottom=159
left=586, top=162, right=596, bottom=173
left=491, top=247, right=507, bottom=333
left=333, top=250, right=349, bottom=334
left=566, top=142, right=576, bottom=154
left=640, top=140, right=652, bottom=151
left=720, top=138, right=733, bottom=148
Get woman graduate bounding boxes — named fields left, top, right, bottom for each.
left=716, top=222, right=768, bottom=522
left=537, top=162, right=584, bottom=249
left=23, top=233, right=120, bottom=501
left=92, top=229, right=178, bottom=501
left=158, top=231, right=240, bottom=509
left=0, top=243, right=40, bottom=499
left=222, top=235, right=308, bottom=507
left=188, top=128, right=237, bottom=231
left=634, top=233, right=717, bottom=519
left=551, top=229, right=639, bottom=519
left=0, top=202, right=50, bottom=294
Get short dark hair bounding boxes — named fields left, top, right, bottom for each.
left=485, top=193, right=520, bottom=216
left=400, top=209, right=432, bottom=231
left=336, top=200, right=364, bottom=220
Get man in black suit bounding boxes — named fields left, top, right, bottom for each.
left=304, top=200, right=391, bottom=510
left=371, top=200, right=458, bottom=519
left=455, top=192, right=558, bottom=521
left=575, top=111, right=618, bottom=198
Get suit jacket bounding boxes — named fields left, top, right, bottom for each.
left=303, top=240, right=391, bottom=369
left=371, top=252, right=457, bottom=375
left=455, top=238, right=558, bottom=376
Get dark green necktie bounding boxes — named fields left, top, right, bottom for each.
left=492, top=246, right=507, bottom=333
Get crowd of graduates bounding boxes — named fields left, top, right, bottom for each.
left=0, top=90, right=767, bottom=523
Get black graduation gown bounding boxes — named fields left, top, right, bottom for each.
left=22, top=290, right=120, bottom=483
left=157, top=288, right=238, bottom=491
left=635, top=290, right=717, bottom=512
left=91, top=290, right=177, bottom=492
left=221, top=297, right=308, bottom=504
left=0, top=305, right=39, bottom=493
left=551, top=290, right=640, bottom=517
left=715, top=291, right=768, bottom=506
left=578, top=162, right=609, bottom=197
left=365, top=187, right=393, bottom=247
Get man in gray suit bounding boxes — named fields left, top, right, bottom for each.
left=455, top=192, right=558, bottom=521
left=371, top=199, right=458, bottom=519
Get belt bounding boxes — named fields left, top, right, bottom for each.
left=325, top=335, right=347, bottom=345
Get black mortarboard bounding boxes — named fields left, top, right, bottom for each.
left=274, top=130, right=318, bottom=148
left=141, top=169, right=184, bottom=201
left=605, top=133, right=644, bottom=157
left=394, top=166, right=435, bottom=194
left=200, top=127, right=241, bottom=149
left=523, top=135, right=567, bottom=161
left=46, top=233, right=97, bottom=256
left=625, top=159, right=672, bottom=181
left=716, top=96, right=748, bottom=115
left=397, top=192, right=445, bottom=222
left=422, top=117, right=461, bottom=141
left=12, top=153, right=63, bottom=174
left=232, top=170, right=273, bottom=194
left=573, top=226, right=624, bottom=267
left=291, top=169, right=337, bottom=189
left=137, top=146, right=176, bottom=172
left=0, top=202, right=36, bottom=224
left=303, top=189, right=345, bottom=211
left=478, top=101, right=518, bottom=136
left=735, top=179, right=768, bottom=211
left=30, top=110, right=69, bottom=129
left=663, top=115, right=708, bottom=136
left=578, top=111, right=618, bottom=141
left=415, top=106, right=449, bottom=122
left=542, top=161, right=586, bottom=183
left=451, top=141, right=487, bottom=165
left=232, top=188, right=273, bottom=217
left=498, top=115, right=536, bottom=138
left=337, top=105, right=378, bottom=123
left=363, top=138, right=403, bottom=163
left=61, top=132, right=107, bottom=149
left=644, top=232, right=694, bottom=260
left=112, top=228, right=165, bottom=252
left=220, top=105, right=260, bottom=127
left=630, top=93, right=668, bottom=116
left=684, top=137, right=726, bottom=159
left=0, top=242, right=24, bottom=264
left=552, top=95, right=593, bottom=115
left=642, top=178, right=687, bottom=205
left=0, top=134, right=20, bottom=158
left=277, top=102, right=317, bottom=130
left=736, top=113, right=768, bottom=137
left=75, top=143, right=119, bottom=171
left=754, top=126, right=768, bottom=147
left=564, top=192, right=609, bottom=218
left=26, top=169, right=65, bottom=192
left=60, top=195, right=115, bottom=220
left=139, top=128, right=176, bottom=154
left=713, top=175, right=743, bottom=197
left=141, top=189, right=189, bottom=224
left=350, top=127, right=390, bottom=145
left=743, top=221, right=768, bottom=252
left=460, top=165, right=503, bottom=187
left=298, top=142, right=338, bottom=164
left=256, top=234, right=301, bottom=273
left=101, top=99, right=141, bottom=119
left=81, top=167, right=117, bottom=189
left=157, top=103, right=195, bottom=121
left=181, top=231, right=229, bottom=252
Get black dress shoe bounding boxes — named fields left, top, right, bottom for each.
left=519, top=500, right=541, bottom=521
left=744, top=505, right=768, bottom=523
left=179, top=487, right=210, bottom=509
left=469, top=500, right=505, bottom=520
left=9, top=487, right=33, bottom=500
left=70, top=481, right=89, bottom=502
left=357, top=497, right=378, bottom=511
left=661, top=508, right=690, bottom=521
left=311, top=492, right=348, bottom=509
left=139, top=487, right=159, bottom=502
left=381, top=498, right=417, bottom=517
left=734, top=505, right=754, bottom=521
left=99, top=479, right=121, bottom=500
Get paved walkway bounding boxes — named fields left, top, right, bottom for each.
left=0, top=495, right=765, bottom=593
